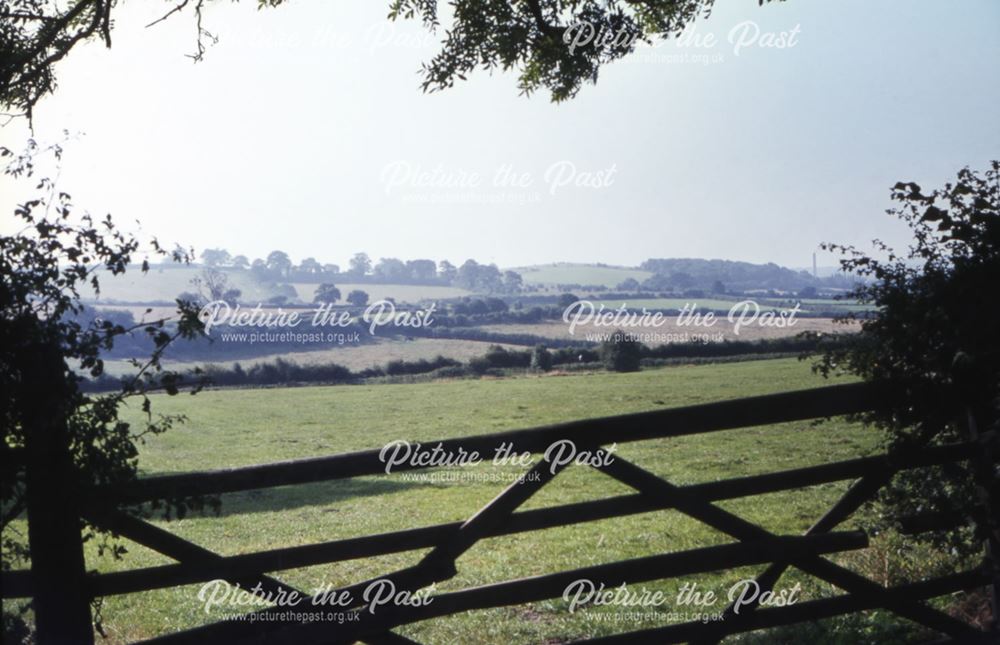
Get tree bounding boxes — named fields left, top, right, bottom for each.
left=617, top=277, right=640, bottom=291
left=669, top=271, right=695, bottom=289
left=407, top=259, right=438, bottom=282
left=1, top=0, right=784, bottom=117
left=711, top=280, right=726, bottom=294
left=557, top=292, right=580, bottom=308
left=200, top=248, right=230, bottom=267
left=191, top=267, right=241, bottom=305
left=456, top=259, right=480, bottom=290
left=374, top=257, right=407, bottom=282
left=313, top=283, right=341, bottom=304
left=815, top=161, right=1000, bottom=556
left=231, top=255, right=249, bottom=270
left=250, top=258, right=269, bottom=279
left=266, top=250, right=292, bottom=277
left=530, top=344, right=553, bottom=372
left=346, top=289, right=369, bottom=307
left=797, top=285, right=818, bottom=298
left=502, top=270, right=523, bottom=294
left=600, top=330, right=643, bottom=372
left=438, top=260, right=457, bottom=282
left=298, top=257, right=321, bottom=274
left=0, top=142, right=211, bottom=630
left=322, top=263, right=340, bottom=275
left=350, top=252, right=372, bottom=277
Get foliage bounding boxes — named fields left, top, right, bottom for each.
left=530, top=344, right=553, bottom=372
left=816, top=161, right=1000, bottom=556
left=0, top=0, right=794, bottom=116
left=190, top=267, right=241, bottom=305
left=0, top=140, right=211, bottom=585
left=313, top=282, right=341, bottom=304
left=600, top=330, right=642, bottom=372
left=346, top=289, right=370, bottom=307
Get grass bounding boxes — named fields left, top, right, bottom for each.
left=8, top=359, right=942, bottom=643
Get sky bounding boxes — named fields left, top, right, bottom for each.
left=1, top=0, right=998, bottom=270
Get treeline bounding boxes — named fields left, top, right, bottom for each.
left=80, top=334, right=849, bottom=392
left=196, top=248, right=529, bottom=294
left=638, top=258, right=857, bottom=293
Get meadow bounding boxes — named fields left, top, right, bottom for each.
left=32, top=357, right=951, bottom=644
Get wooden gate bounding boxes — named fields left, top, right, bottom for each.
left=4, top=382, right=997, bottom=643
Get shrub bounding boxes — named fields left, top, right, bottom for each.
left=600, top=330, right=642, bottom=372
left=530, top=344, right=553, bottom=372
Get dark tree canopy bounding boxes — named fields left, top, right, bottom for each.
left=816, top=161, right=1000, bottom=555
left=1, top=0, right=785, bottom=118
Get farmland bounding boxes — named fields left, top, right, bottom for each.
left=511, top=264, right=653, bottom=288
left=101, top=338, right=521, bottom=376
left=477, top=317, right=859, bottom=343
left=37, top=358, right=943, bottom=643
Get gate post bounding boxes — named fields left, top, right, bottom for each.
left=966, top=408, right=1000, bottom=634
left=23, top=341, right=93, bottom=644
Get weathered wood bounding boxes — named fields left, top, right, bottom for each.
left=304, top=533, right=870, bottom=644
left=89, top=382, right=883, bottom=504
left=695, top=471, right=893, bottom=645
left=583, top=568, right=990, bottom=644
left=74, top=443, right=970, bottom=598
left=145, top=532, right=867, bottom=645
left=23, top=342, right=94, bottom=644
left=594, top=453, right=976, bottom=638
left=965, top=408, right=1000, bottom=634
left=84, top=507, right=300, bottom=601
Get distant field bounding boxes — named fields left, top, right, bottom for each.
left=511, top=263, right=652, bottom=287
left=21, top=358, right=932, bottom=643
left=82, top=266, right=287, bottom=304
left=588, top=297, right=746, bottom=311
left=79, top=266, right=471, bottom=306
left=101, top=338, right=520, bottom=376
left=479, top=317, right=858, bottom=343
left=292, top=282, right=471, bottom=303
left=587, top=297, right=869, bottom=315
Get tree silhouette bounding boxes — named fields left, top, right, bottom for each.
left=0, top=0, right=787, bottom=117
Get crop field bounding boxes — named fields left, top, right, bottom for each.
left=584, top=297, right=869, bottom=315
left=511, top=264, right=653, bottom=287
left=478, top=317, right=859, bottom=343
left=12, top=358, right=943, bottom=643
left=100, top=338, right=521, bottom=376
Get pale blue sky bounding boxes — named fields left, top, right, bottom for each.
left=2, top=0, right=998, bottom=269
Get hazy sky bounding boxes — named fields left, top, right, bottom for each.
left=1, top=0, right=998, bottom=269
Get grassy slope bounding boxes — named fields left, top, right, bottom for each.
left=511, top=264, right=652, bottom=287
left=57, top=358, right=934, bottom=644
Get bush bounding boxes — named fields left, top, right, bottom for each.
left=530, top=344, right=553, bottom=372
left=600, top=330, right=642, bottom=372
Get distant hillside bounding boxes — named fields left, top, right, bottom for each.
left=509, top=263, right=652, bottom=288
left=637, top=258, right=857, bottom=292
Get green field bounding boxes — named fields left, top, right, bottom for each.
left=511, top=263, right=653, bottom=287
left=13, top=358, right=946, bottom=644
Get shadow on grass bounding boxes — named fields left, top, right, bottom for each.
left=218, top=476, right=434, bottom=517
left=134, top=475, right=433, bottom=517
